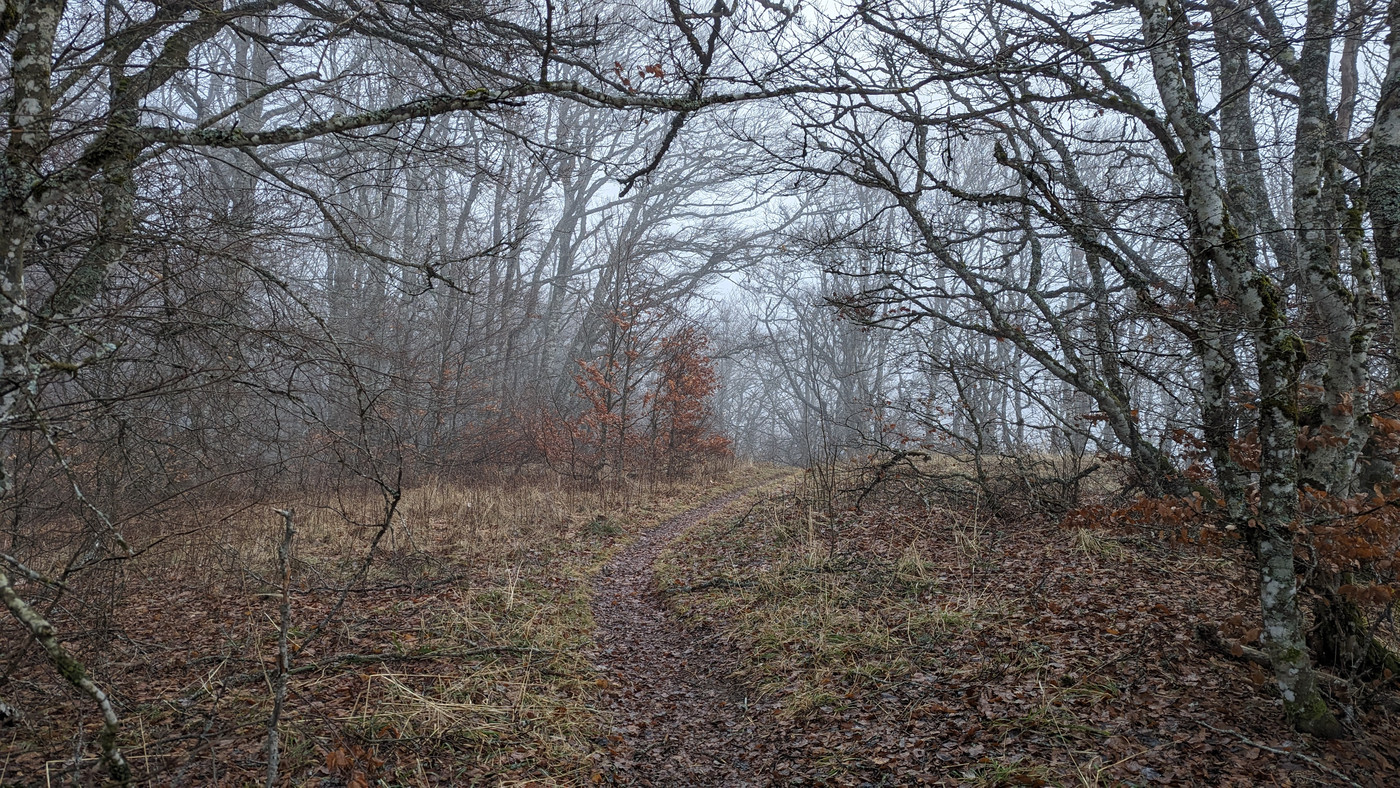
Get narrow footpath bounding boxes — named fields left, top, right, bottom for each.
left=591, top=488, right=784, bottom=786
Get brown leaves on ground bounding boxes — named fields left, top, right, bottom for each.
left=7, top=465, right=1395, bottom=786
left=590, top=477, right=799, bottom=786
left=656, top=480, right=1399, bottom=786
left=0, top=467, right=757, bottom=786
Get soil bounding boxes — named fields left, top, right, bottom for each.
left=591, top=489, right=786, bottom=786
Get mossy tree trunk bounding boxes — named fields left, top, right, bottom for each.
left=1137, top=0, right=1341, bottom=737
left=0, top=568, right=131, bottom=784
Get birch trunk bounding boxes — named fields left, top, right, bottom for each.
left=1290, top=0, right=1370, bottom=494
left=0, top=0, right=64, bottom=438
left=1369, top=1, right=1400, bottom=391
left=1138, top=0, right=1340, bottom=736
left=0, top=569, right=131, bottom=783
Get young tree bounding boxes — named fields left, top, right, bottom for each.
left=760, top=0, right=1400, bottom=735
left=0, top=1, right=825, bottom=777
left=649, top=326, right=730, bottom=474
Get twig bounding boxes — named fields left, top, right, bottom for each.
left=186, top=645, right=556, bottom=697
left=723, top=496, right=770, bottom=535
left=282, top=574, right=467, bottom=596
left=265, top=509, right=296, bottom=788
left=0, top=569, right=130, bottom=785
left=0, top=553, right=66, bottom=589
left=302, top=480, right=403, bottom=647
left=1198, top=722, right=1361, bottom=787
left=1195, top=622, right=1273, bottom=668
left=289, top=646, right=556, bottom=672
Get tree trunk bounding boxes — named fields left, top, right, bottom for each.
left=1137, top=0, right=1340, bottom=736
left=1369, top=1, right=1400, bottom=389
left=1253, top=304, right=1343, bottom=737
left=0, top=569, right=132, bottom=783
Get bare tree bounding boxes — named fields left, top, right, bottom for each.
left=729, top=0, right=1400, bottom=736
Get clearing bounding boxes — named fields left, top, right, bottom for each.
left=4, top=464, right=1397, bottom=786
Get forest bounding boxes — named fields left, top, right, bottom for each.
left=1, top=0, right=1398, bottom=784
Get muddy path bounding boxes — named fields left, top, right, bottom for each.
left=590, top=488, right=787, bottom=786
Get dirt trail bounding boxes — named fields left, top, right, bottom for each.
left=591, top=488, right=784, bottom=786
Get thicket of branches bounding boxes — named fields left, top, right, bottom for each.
left=723, top=0, right=1400, bottom=739
left=0, top=0, right=787, bottom=780
left=5, top=0, right=1400, bottom=774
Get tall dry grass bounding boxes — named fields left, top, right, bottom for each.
left=3, top=458, right=767, bottom=785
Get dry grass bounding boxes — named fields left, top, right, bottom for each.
left=657, top=478, right=1005, bottom=720
left=652, top=468, right=1400, bottom=786
left=1070, top=527, right=1124, bottom=560
left=2, top=460, right=773, bottom=786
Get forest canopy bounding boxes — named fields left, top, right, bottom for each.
left=3, top=0, right=1400, bottom=783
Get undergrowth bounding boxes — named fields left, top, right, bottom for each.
left=1, top=461, right=770, bottom=786
left=654, top=467, right=1400, bottom=786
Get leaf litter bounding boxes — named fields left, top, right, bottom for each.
left=5, top=466, right=1395, bottom=786
left=648, top=477, right=1399, bottom=786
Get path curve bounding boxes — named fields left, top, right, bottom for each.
left=591, top=487, right=782, bottom=786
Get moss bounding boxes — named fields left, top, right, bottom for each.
left=1344, top=203, right=1366, bottom=244
left=1365, top=144, right=1400, bottom=214
left=1310, top=590, right=1400, bottom=683
left=1289, top=693, right=1343, bottom=739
